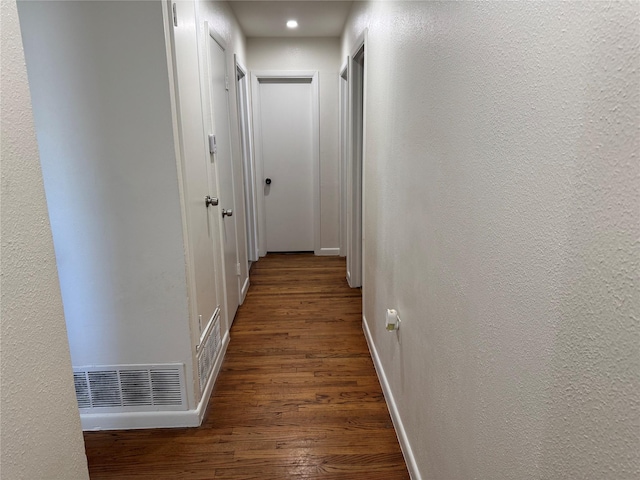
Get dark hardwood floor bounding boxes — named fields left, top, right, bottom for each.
left=84, top=254, right=409, bottom=479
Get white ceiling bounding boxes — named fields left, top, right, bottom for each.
left=228, top=1, right=353, bottom=37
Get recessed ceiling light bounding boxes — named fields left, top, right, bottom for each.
left=286, top=20, right=298, bottom=29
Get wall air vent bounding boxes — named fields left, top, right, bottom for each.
left=198, top=312, right=221, bottom=393
left=72, top=364, right=187, bottom=412
left=73, top=372, right=91, bottom=409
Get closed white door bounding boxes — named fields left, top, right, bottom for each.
left=207, top=31, right=240, bottom=323
left=170, top=2, right=221, bottom=339
left=257, top=78, right=315, bottom=252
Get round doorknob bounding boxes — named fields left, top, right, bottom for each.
left=222, top=209, right=233, bottom=217
left=265, top=178, right=272, bottom=185
left=205, top=195, right=218, bottom=207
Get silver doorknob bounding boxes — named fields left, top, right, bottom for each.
left=222, top=209, right=233, bottom=217
left=205, top=195, right=219, bottom=207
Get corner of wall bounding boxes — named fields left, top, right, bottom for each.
left=1, top=1, right=89, bottom=477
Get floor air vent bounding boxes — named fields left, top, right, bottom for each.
left=73, top=364, right=187, bottom=412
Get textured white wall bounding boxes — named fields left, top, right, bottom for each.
left=17, top=1, right=193, bottom=374
left=247, top=37, right=341, bottom=252
left=0, top=0, right=89, bottom=477
left=342, top=1, right=639, bottom=479
left=199, top=0, right=247, bottom=66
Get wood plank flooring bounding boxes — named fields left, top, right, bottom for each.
left=84, top=254, right=409, bottom=479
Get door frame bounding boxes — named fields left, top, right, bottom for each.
left=339, top=62, right=348, bottom=257
left=234, top=57, right=258, bottom=263
left=346, top=31, right=367, bottom=288
left=251, top=70, right=320, bottom=256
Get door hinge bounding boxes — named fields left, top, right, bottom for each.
left=225, top=75, right=229, bottom=91
left=236, top=262, right=241, bottom=276
left=172, top=3, right=178, bottom=27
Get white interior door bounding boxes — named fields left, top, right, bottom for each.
left=253, top=74, right=318, bottom=253
left=207, top=29, right=240, bottom=324
left=168, top=2, right=221, bottom=341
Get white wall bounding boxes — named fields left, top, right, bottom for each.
left=247, top=37, right=341, bottom=253
left=342, top=2, right=639, bottom=479
left=18, top=1, right=193, bottom=375
left=0, top=0, right=89, bottom=477
left=199, top=0, right=247, bottom=66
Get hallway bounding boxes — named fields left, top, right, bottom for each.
left=83, top=255, right=409, bottom=479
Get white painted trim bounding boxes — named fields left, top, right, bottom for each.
left=207, top=23, right=227, bottom=51
left=339, top=61, right=349, bottom=258
left=251, top=72, right=266, bottom=258
left=251, top=70, right=320, bottom=256
left=81, top=332, right=230, bottom=431
left=235, top=56, right=259, bottom=263
left=241, top=276, right=250, bottom=303
left=198, top=307, right=220, bottom=347
left=311, top=73, right=320, bottom=256
left=346, top=32, right=365, bottom=288
left=360, top=28, right=369, bottom=301
left=362, top=316, right=421, bottom=480
left=81, top=407, right=201, bottom=431
left=197, top=330, right=229, bottom=423
left=318, top=247, right=341, bottom=256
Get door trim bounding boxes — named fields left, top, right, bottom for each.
left=339, top=61, right=348, bottom=257
left=347, top=30, right=367, bottom=288
left=234, top=57, right=258, bottom=263
left=251, top=70, right=320, bottom=256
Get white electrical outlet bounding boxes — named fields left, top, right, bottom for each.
left=386, top=308, right=400, bottom=331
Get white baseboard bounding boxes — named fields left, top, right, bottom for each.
left=80, top=406, right=201, bottom=431
left=81, top=331, right=230, bottom=431
left=241, top=277, right=250, bottom=303
left=196, top=330, right=229, bottom=424
left=316, top=247, right=340, bottom=256
left=362, top=316, right=422, bottom=480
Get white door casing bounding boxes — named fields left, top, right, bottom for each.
left=205, top=26, right=240, bottom=325
left=262, top=80, right=313, bottom=252
left=251, top=71, right=320, bottom=255
left=235, top=58, right=259, bottom=263
left=339, top=62, right=348, bottom=258
left=347, top=33, right=366, bottom=289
